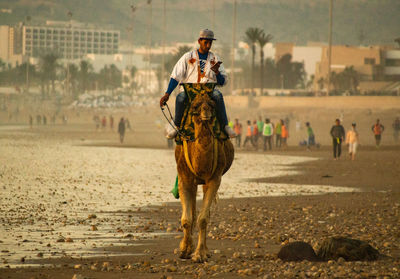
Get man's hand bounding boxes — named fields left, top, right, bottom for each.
left=211, top=61, right=222, bottom=74
left=160, top=93, right=170, bottom=107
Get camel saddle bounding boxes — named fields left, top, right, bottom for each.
left=175, top=83, right=228, bottom=145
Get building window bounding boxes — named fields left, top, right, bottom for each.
left=26, top=28, right=32, bottom=33
left=40, top=29, right=45, bottom=34
left=385, top=59, right=400, bottom=66
left=364, top=58, right=375, bottom=65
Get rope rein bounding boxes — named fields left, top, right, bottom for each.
left=160, top=103, right=218, bottom=142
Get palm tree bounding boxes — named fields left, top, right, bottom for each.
left=244, top=27, right=263, bottom=94
left=342, top=66, right=359, bottom=92
left=67, top=63, right=79, bottom=98
left=39, top=53, right=59, bottom=97
left=394, top=37, right=400, bottom=48
left=78, top=60, right=93, bottom=94
left=165, top=45, right=192, bottom=72
left=257, top=32, right=273, bottom=95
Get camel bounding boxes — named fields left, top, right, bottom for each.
left=175, top=91, right=234, bottom=263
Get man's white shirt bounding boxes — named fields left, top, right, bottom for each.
left=170, top=49, right=228, bottom=86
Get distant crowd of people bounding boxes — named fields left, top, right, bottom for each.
left=329, top=117, right=397, bottom=161
left=92, top=115, right=132, bottom=144
left=29, top=114, right=67, bottom=128
left=230, top=117, right=291, bottom=151
left=228, top=116, right=400, bottom=161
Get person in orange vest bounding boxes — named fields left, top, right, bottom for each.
left=281, top=119, right=289, bottom=148
left=371, top=119, right=384, bottom=147
left=243, top=120, right=255, bottom=148
left=233, top=118, right=242, bottom=148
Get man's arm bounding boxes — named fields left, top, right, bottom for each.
left=160, top=52, right=189, bottom=107
left=160, top=78, right=179, bottom=107
left=212, top=54, right=228, bottom=86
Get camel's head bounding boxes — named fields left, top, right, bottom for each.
left=191, top=93, right=216, bottom=123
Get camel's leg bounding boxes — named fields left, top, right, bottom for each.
left=179, top=176, right=196, bottom=259
left=192, top=177, right=221, bottom=263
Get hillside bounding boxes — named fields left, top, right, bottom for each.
left=0, top=0, right=399, bottom=46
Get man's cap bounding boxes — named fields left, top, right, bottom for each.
left=199, top=29, right=216, bottom=41
left=352, top=122, right=356, bottom=126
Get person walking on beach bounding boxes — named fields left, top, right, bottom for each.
left=275, top=120, right=282, bottom=148
left=118, top=117, right=126, bottom=143
left=393, top=117, right=400, bottom=143
left=29, top=115, right=33, bottom=129
left=346, top=123, right=359, bottom=160
left=371, top=119, right=384, bottom=147
left=233, top=118, right=242, bottom=148
left=263, top=118, right=274, bottom=151
left=243, top=120, right=255, bottom=148
left=330, top=119, right=345, bottom=160
left=101, top=116, right=107, bottom=129
left=109, top=115, right=114, bottom=130
left=257, top=116, right=264, bottom=143
left=252, top=120, right=259, bottom=148
left=306, top=122, right=315, bottom=150
left=281, top=120, right=289, bottom=148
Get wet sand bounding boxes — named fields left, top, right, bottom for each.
left=0, top=121, right=399, bottom=278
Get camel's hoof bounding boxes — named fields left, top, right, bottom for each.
left=179, top=250, right=192, bottom=259
left=192, top=252, right=208, bottom=263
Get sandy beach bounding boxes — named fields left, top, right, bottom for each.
left=0, top=101, right=400, bottom=278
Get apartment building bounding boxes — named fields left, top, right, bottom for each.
left=23, top=21, right=120, bottom=60
left=0, top=20, right=120, bottom=64
left=0, top=25, right=23, bottom=65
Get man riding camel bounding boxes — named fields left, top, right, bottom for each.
left=159, top=29, right=236, bottom=139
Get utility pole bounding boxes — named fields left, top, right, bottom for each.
left=146, top=0, right=152, bottom=94
left=25, top=15, right=31, bottom=93
left=130, top=4, right=136, bottom=95
left=327, top=0, right=333, bottom=96
left=230, top=0, right=237, bottom=95
left=66, top=11, right=73, bottom=96
left=161, top=0, right=166, bottom=91
left=212, top=0, right=215, bottom=31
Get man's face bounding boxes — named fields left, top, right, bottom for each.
left=198, top=39, right=213, bottom=53
left=336, top=120, right=340, bottom=126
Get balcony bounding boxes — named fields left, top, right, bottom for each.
left=384, top=67, right=400, bottom=75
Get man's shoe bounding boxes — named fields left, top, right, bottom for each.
left=166, top=124, right=178, bottom=139
left=225, top=125, right=237, bottom=138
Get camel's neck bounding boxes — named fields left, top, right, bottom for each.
left=194, top=122, right=213, bottom=149
left=191, top=122, right=214, bottom=177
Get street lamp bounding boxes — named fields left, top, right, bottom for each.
left=25, top=15, right=31, bottom=93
